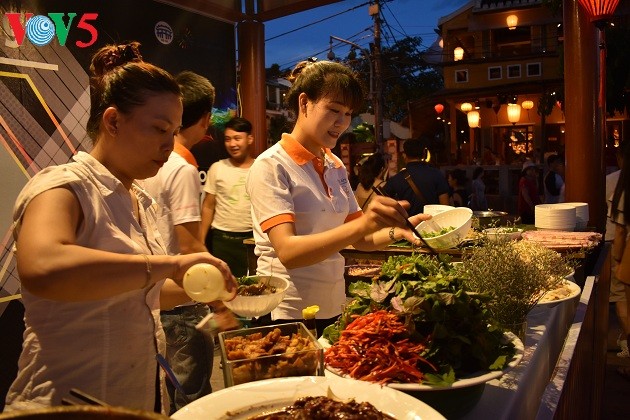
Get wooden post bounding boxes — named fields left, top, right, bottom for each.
left=563, top=0, right=605, bottom=231
left=237, top=21, right=267, bottom=157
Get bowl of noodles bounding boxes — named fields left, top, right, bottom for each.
left=223, top=276, right=289, bottom=318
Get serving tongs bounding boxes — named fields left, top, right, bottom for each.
left=371, top=185, right=448, bottom=266
left=61, top=388, right=109, bottom=406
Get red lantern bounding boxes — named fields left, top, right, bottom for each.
left=434, top=103, right=444, bottom=114
left=577, top=0, right=620, bottom=22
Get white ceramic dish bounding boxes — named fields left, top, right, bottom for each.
left=415, top=207, right=473, bottom=250
left=483, top=227, right=523, bottom=242
left=423, top=204, right=454, bottom=216
left=537, top=280, right=581, bottom=306
left=171, top=375, right=446, bottom=420
left=320, top=332, right=523, bottom=392
left=223, top=276, right=289, bottom=318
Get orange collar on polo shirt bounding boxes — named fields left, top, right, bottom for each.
left=278, top=133, right=341, bottom=168
left=279, top=133, right=343, bottom=196
left=173, top=142, right=198, bottom=167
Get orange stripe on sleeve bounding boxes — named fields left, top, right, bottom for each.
left=260, top=213, right=295, bottom=233
left=344, top=211, right=363, bottom=223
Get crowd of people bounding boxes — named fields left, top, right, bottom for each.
left=4, top=45, right=428, bottom=414
left=5, top=40, right=627, bottom=416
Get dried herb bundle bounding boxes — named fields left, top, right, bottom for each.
left=459, top=240, right=573, bottom=326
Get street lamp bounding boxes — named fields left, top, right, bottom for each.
left=328, top=35, right=373, bottom=100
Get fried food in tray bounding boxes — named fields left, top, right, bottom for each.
left=219, top=323, right=324, bottom=386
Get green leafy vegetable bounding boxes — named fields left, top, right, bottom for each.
left=323, top=253, right=515, bottom=384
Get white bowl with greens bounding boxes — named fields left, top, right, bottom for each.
left=415, top=207, right=473, bottom=250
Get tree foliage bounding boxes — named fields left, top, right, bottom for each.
left=344, top=36, right=444, bottom=122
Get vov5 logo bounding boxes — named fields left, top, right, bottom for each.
left=3, top=12, right=98, bottom=48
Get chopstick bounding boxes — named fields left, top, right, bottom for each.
left=371, top=185, right=441, bottom=257
left=61, top=388, right=110, bottom=406
left=156, top=354, right=192, bottom=405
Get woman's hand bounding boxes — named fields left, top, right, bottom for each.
left=397, top=212, right=433, bottom=245
left=172, top=252, right=237, bottom=293
left=362, top=195, right=415, bottom=233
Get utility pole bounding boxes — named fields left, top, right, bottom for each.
left=370, top=0, right=384, bottom=152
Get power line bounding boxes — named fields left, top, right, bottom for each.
left=383, top=1, right=408, bottom=38
left=265, top=1, right=371, bottom=42
left=276, top=28, right=373, bottom=70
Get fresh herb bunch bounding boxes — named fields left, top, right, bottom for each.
left=323, top=254, right=515, bottom=385
left=421, top=226, right=456, bottom=238
left=236, top=276, right=258, bottom=286
left=458, top=240, right=574, bottom=326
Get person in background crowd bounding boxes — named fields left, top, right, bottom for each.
left=4, top=42, right=233, bottom=413
left=246, top=59, right=429, bottom=333
left=518, top=160, right=541, bottom=224
left=190, top=129, right=229, bottom=185
left=383, top=138, right=450, bottom=216
left=469, top=166, right=488, bottom=211
left=201, top=117, right=255, bottom=277
left=608, top=143, right=628, bottom=358
left=610, top=140, right=630, bottom=379
left=354, top=153, right=386, bottom=209
left=544, top=154, right=565, bottom=204
left=447, top=168, right=468, bottom=207
left=142, top=71, right=236, bottom=413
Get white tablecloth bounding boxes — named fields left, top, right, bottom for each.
left=460, top=277, right=590, bottom=420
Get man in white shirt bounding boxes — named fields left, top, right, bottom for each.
left=143, top=71, right=233, bottom=413
left=201, top=117, right=255, bottom=277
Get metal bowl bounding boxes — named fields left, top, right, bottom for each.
left=472, top=211, right=508, bottom=229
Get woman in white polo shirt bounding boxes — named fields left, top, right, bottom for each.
left=246, top=59, right=428, bottom=332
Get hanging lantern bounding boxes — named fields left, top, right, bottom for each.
left=507, top=103, right=522, bottom=125
left=467, top=110, right=480, bottom=128
left=521, top=100, right=534, bottom=110
left=454, top=47, right=464, bottom=61
left=577, top=0, right=620, bottom=23
left=434, top=103, right=444, bottom=114
left=460, top=102, right=473, bottom=112
left=506, top=14, right=518, bottom=30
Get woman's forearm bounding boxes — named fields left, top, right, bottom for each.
left=16, top=244, right=177, bottom=301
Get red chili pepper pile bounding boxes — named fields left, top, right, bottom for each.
left=325, top=310, right=436, bottom=384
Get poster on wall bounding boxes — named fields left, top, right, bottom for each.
left=0, top=0, right=237, bottom=308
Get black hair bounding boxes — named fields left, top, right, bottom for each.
left=285, top=60, right=364, bottom=115
left=175, top=71, right=215, bottom=129
left=358, top=153, right=385, bottom=189
left=403, top=136, right=429, bottom=160
left=449, top=168, right=467, bottom=186
left=87, top=42, right=180, bottom=142
left=224, top=117, right=252, bottom=134
left=472, top=166, right=484, bottom=180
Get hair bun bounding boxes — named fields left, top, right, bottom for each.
left=287, top=57, right=318, bottom=83
left=90, top=42, right=143, bottom=77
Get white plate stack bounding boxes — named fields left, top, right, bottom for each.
left=535, top=204, right=577, bottom=231
left=564, top=202, right=589, bottom=230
